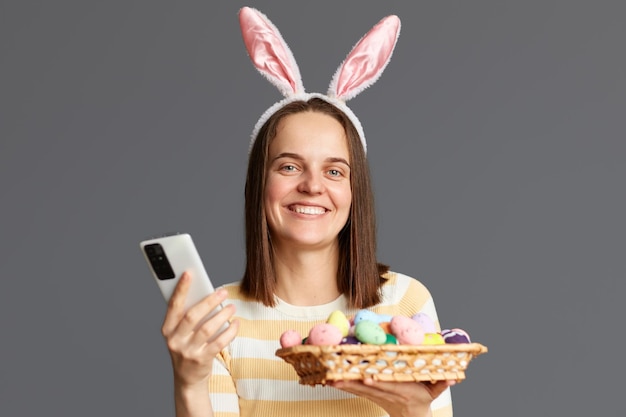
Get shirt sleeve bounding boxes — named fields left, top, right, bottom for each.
left=393, top=272, right=455, bottom=417
left=387, top=272, right=441, bottom=332
left=208, top=348, right=240, bottom=417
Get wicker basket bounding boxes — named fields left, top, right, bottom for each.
left=276, top=343, right=488, bottom=386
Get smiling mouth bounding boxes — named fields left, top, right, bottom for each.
left=289, top=205, right=327, bottom=215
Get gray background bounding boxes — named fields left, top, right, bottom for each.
left=1, top=1, right=624, bottom=416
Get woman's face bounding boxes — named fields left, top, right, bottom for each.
left=264, top=111, right=352, bottom=251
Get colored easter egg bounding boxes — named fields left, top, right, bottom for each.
left=390, top=315, right=425, bottom=345
left=327, top=310, right=350, bottom=337
left=354, top=309, right=380, bottom=325
left=354, top=320, right=387, bottom=345
left=422, top=333, right=445, bottom=345
left=378, top=322, right=391, bottom=334
left=279, top=329, right=302, bottom=348
left=307, top=323, right=344, bottom=346
left=411, top=312, right=437, bottom=334
left=377, top=313, right=394, bottom=323
left=384, top=333, right=398, bottom=345
left=441, top=328, right=471, bottom=344
left=340, top=335, right=361, bottom=345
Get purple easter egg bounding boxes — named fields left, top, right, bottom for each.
left=411, top=312, right=437, bottom=334
left=441, top=328, right=471, bottom=344
left=340, top=335, right=361, bottom=345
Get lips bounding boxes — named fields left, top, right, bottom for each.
left=289, top=204, right=328, bottom=215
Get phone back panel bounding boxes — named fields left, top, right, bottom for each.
left=140, top=233, right=216, bottom=311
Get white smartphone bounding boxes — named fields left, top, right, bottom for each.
left=140, top=233, right=227, bottom=330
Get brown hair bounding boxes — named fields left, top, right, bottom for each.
left=241, top=98, right=388, bottom=308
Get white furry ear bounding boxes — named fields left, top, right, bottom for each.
left=239, top=7, right=304, bottom=97
left=328, top=15, right=401, bottom=102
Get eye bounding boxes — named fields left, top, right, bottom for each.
left=328, top=169, right=342, bottom=177
left=279, top=164, right=298, bottom=173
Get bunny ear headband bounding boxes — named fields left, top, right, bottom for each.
left=238, top=6, right=401, bottom=154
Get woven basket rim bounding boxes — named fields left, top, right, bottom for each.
left=276, top=342, right=488, bottom=358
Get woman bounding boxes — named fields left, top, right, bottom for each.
left=160, top=8, right=454, bottom=417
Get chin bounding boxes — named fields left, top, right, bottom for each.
left=283, top=234, right=338, bottom=249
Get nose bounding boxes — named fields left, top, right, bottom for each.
left=297, top=170, right=324, bottom=194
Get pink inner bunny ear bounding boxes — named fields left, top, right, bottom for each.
left=329, top=15, right=401, bottom=101
left=239, top=7, right=304, bottom=97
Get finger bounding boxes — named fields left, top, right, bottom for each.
left=423, top=380, right=455, bottom=400
left=360, top=378, right=410, bottom=394
left=161, top=272, right=192, bottom=336
left=361, top=377, right=453, bottom=392
left=331, top=380, right=382, bottom=398
left=336, top=378, right=439, bottom=402
left=188, top=302, right=236, bottom=348
left=201, top=317, right=240, bottom=356
left=172, top=288, right=229, bottom=339
left=335, top=380, right=407, bottom=407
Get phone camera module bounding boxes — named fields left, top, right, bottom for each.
left=144, top=243, right=175, bottom=280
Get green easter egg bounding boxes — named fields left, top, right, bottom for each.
left=355, top=320, right=386, bottom=345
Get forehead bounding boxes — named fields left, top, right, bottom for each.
left=270, top=111, right=349, bottom=159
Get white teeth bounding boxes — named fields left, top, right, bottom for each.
left=293, top=206, right=326, bottom=215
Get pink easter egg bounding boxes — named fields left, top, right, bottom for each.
left=280, top=329, right=303, bottom=348
left=307, top=323, right=344, bottom=346
left=390, top=315, right=425, bottom=345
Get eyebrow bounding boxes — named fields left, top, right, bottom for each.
left=273, top=152, right=351, bottom=168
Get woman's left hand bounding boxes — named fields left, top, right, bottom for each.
left=330, top=378, right=455, bottom=417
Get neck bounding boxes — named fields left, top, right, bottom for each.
left=272, top=242, right=341, bottom=306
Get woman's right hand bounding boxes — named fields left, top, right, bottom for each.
left=161, top=272, right=239, bottom=389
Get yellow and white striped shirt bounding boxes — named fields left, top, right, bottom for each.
left=209, top=271, right=453, bottom=417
